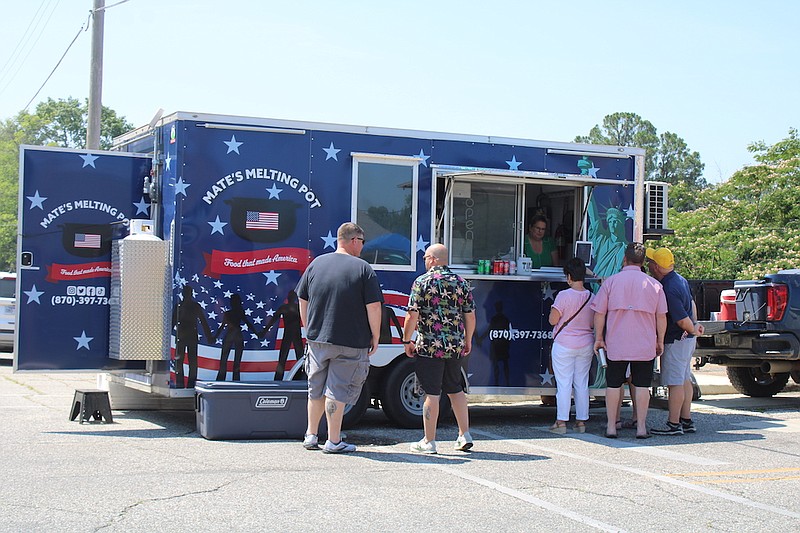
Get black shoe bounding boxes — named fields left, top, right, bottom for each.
left=680, top=417, right=696, bottom=433
left=651, top=421, right=684, bottom=436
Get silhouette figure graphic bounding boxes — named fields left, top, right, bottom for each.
left=477, top=301, right=511, bottom=386
left=214, top=294, right=259, bottom=381
left=172, top=285, right=213, bottom=388
left=262, top=290, right=304, bottom=381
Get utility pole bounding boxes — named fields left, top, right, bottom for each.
left=86, top=0, right=104, bottom=150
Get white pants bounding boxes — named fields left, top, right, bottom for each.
left=551, top=341, right=594, bottom=422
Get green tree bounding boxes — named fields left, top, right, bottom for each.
left=0, top=97, right=133, bottom=271
left=576, top=112, right=706, bottom=210
left=575, top=112, right=659, bottom=173
left=664, top=128, right=800, bottom=280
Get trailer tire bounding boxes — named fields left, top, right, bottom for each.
left=690, top=372, right=702, bottom=401
left=791, top=370, right=800, bottom=385
left=726, top=367, right=790, bottom=397
left=292, top=364, right=370, bottom=428
left=380, top=357, right=452, bottom=429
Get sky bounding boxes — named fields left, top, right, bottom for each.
left=1, top=0, right=798, bottom=184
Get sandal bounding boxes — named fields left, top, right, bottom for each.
left=574, top=422, right=586, bottom=434
left=621, top=419, right=638, bottom=430
left=549, top=422, right=567, bottom=434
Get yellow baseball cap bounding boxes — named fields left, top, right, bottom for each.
left=646, top=247, right=674, bottom=269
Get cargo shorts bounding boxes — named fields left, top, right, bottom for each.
left=305, top=341, right=370, bottom=405
left=660, top=336, right=696, bottom=386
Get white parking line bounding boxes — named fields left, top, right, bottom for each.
left=473, top=428, right=800, bottom=520
left=405, top=453, right=627, bottom=533
left=566, top=430, right=729, bottom=466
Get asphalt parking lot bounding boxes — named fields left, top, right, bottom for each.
left=2, top=359, right=800, bottom=532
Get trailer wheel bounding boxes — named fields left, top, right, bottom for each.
left=726, top=367, right=790, bottom=397
left=791, top=370, right=800, bottom=385
left=292, top=364, right=370, bottom=428
left=381, top=357, right=452, bottom=429
left=690, top=372, right=702, bottom=401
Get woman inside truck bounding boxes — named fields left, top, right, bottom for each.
left=523, top=215, right=560, bottom=268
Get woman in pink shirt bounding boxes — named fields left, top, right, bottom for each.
left=547, top=257, right=595, bottom=433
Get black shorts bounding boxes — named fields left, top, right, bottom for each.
left=606, top=359, right=654, bottom=388
left=414, top=356, right=464, bottom=396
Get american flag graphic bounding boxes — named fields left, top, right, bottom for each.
left=74, top=233, right=102, bottom=248
left=245, top=211, right=279, bottom=230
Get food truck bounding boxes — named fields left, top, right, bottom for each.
left=16, top=112, right=667, bottom=428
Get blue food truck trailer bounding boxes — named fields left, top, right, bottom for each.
left=16, top=112, right=666, bottom=428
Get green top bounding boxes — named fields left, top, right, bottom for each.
left=523, top=236, right=556, bottom=268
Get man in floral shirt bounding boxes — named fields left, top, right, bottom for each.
left=402, top=243, right=476, bottom=454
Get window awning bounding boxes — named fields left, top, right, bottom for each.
left=432, top=165, right=633, bottom=187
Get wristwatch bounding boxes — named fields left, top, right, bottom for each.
left=401, top=340, right=412, bottom=344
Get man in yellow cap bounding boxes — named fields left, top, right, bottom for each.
left=646, top=247, right=704, bottom=436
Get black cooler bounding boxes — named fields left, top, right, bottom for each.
left=195, top=381, right=315, bottom=440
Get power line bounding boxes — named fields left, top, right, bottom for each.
left=23, top=13, right=91, bottom=111
left=19, top=0, right=135, bottom=113
left=0, top=0, right=61, bottom=92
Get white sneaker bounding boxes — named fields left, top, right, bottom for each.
left=410, top=438, right=437, bottom=454
left=454, top=432, right=473, bottom=451
left=302, top=434, right=319, bottom=450
left=322, top=440, right=357, bottom=454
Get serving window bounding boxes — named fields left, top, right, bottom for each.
left=434, top=167, right=614, bottom=272
left=351, top=153, right=419, bottom=271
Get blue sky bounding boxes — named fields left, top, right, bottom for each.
left=1, top=0, right=797, bottom=184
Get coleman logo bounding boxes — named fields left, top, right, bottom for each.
left=255, top=396, right=288, bottom=409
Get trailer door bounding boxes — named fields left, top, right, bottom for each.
left=16, top=146, right=152, bottom=371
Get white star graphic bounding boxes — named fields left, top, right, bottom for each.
left=540, top=369, right=555, bottom=385
left=260, top=339, right=270, bottom=347
left=79, top=153, right=98, bottom=168
left=192, top=274, right=200, bottom=282
left=266, top=184, right=282, bottom=199
left=588, top=165, right=600, bottom=178
left=246, top=293, right=255, bottom=301
left=506, top=155, right=521, bottom=171
left=213, top=280, right=223, bottom=289
left=416, top=235, right=429, bottom=252
left=224, top=135, right=243, bottom=154
left=266, top=308, right=276, bottom=317
left=133, top=197, right=150, bottom=215
left=26, top=190, right=47, bottom=210
left=542, top=282, right=555, bottom=301
left=208, top=216, right=227, bottom=235
left=415, top=149, right=430, bottom=167
left=74, top=331, right=94, bottom=350
left=323, top=142, right=341, bottom=161
left=223, top=290, right=233, bottom=298
left=263, top=270, right=281, bottom=285
left=24, top=285, right=44, bottom=304
left=199, top=300, right=208, bottom=310
left=175, top=274, right=187, bottom=288
left=207, top=311, right=218, bottom=321
left=626, top=204, right=635, bottom=219
left=175, top=177, right=190, bottom=196
left=321, top=231, right=337, bottom=250
left=256, top=300, right=265, bottom=309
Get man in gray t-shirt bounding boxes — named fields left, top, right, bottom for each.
left=295, top=222, right=382, bottom=453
